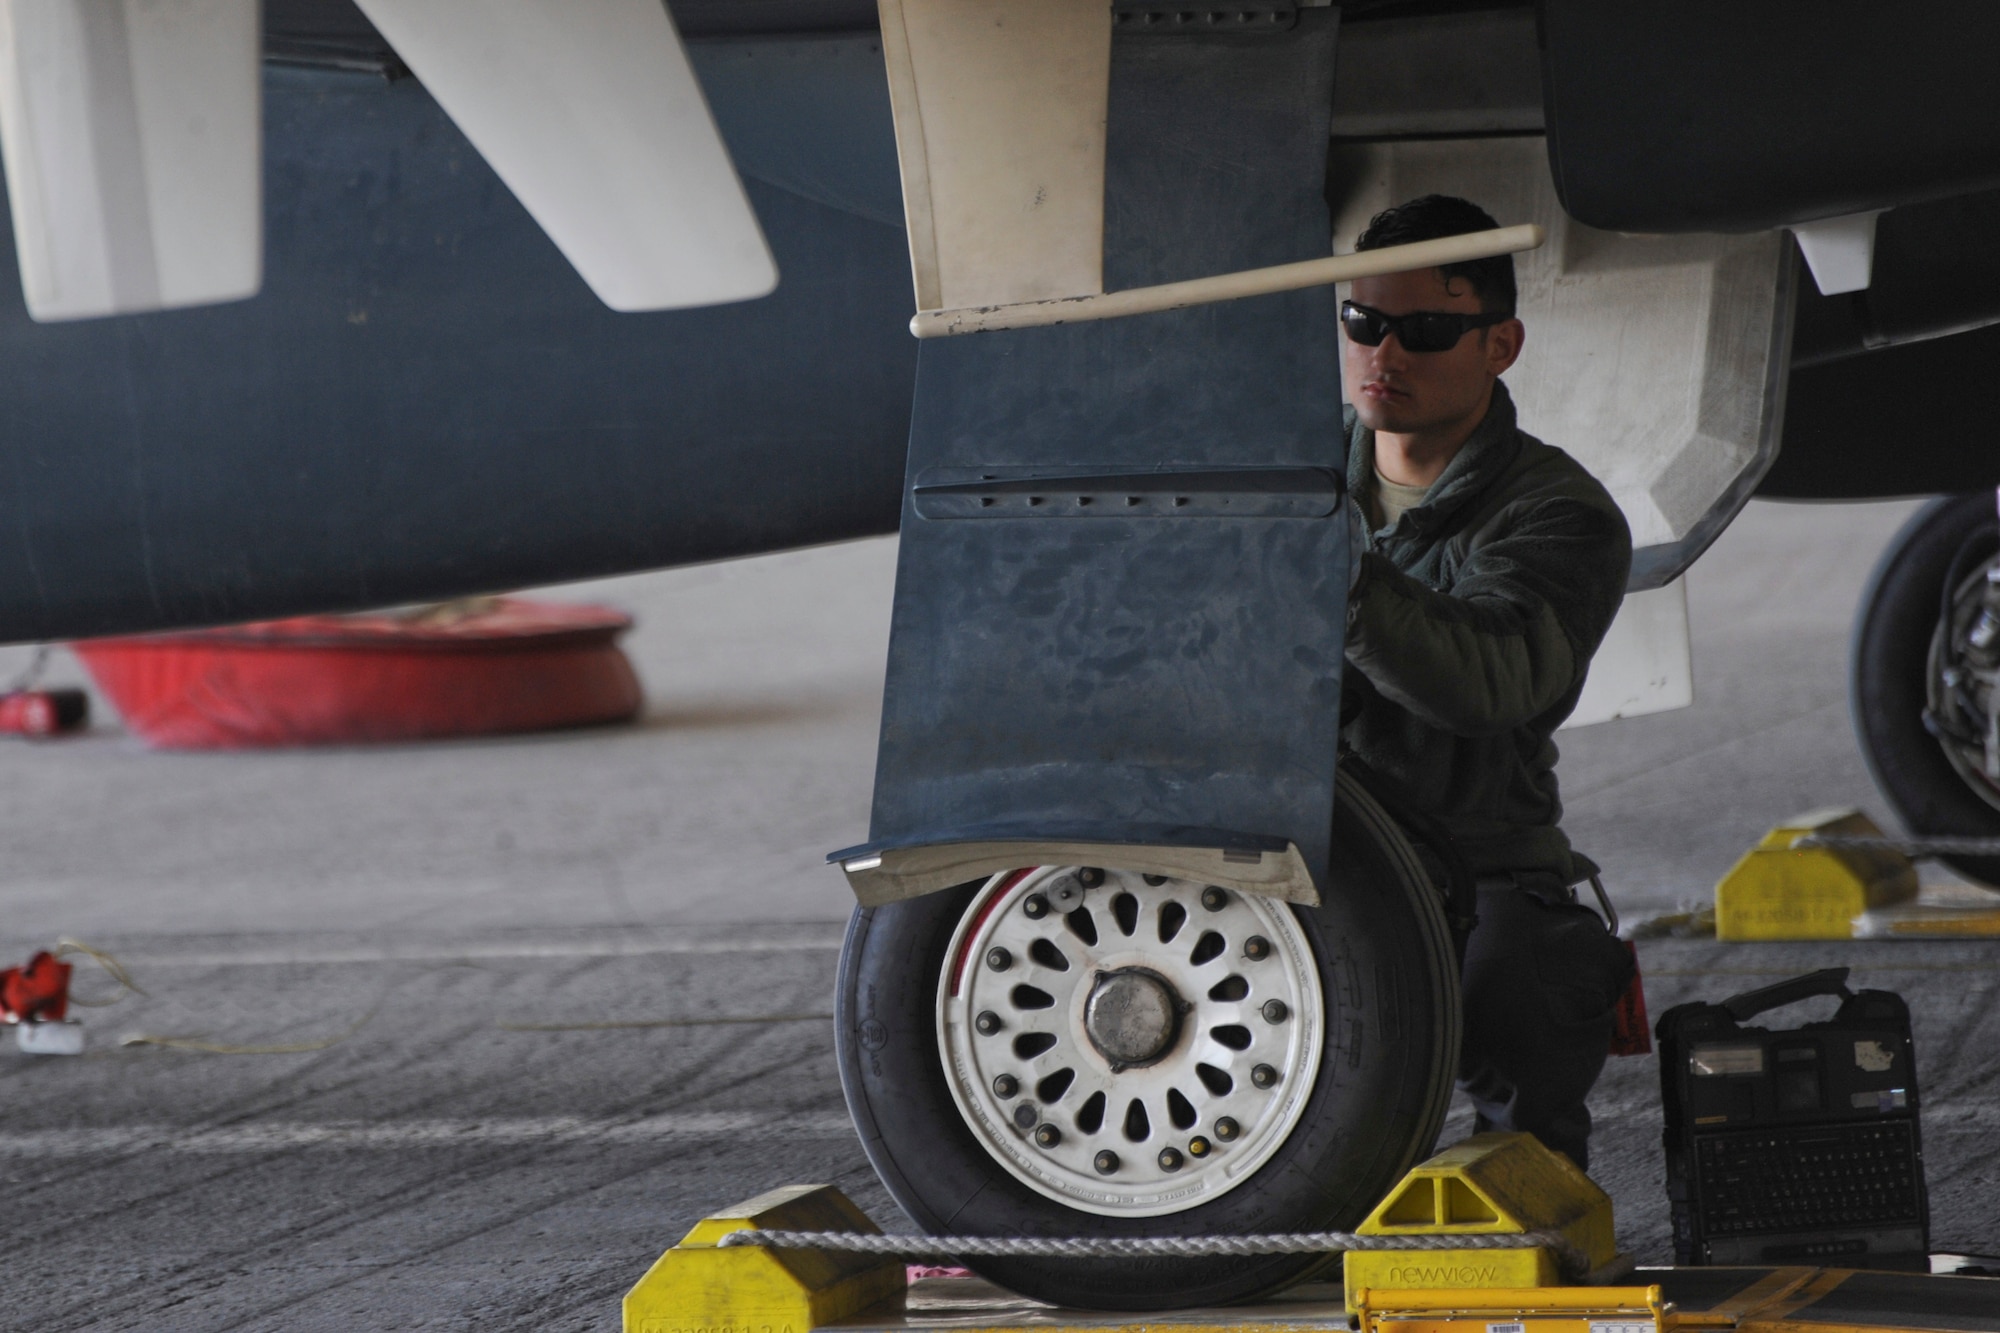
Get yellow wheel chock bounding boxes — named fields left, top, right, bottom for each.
left=623, top=1183, right=904, bottom=1333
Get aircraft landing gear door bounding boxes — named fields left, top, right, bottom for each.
left=836, top=7, right=1462, bottom=1312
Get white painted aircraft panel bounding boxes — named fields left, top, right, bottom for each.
left=877, top=0, right=1109, bottom=312
left=1792, top=209, right=1881, bottom=296
left=355, top=0, right=775, bottom=312
left=1562, top=579, right=1693, bottom=729
left=0, top=0, right=261, bottom=322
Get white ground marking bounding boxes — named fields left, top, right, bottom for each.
left=105, top=935, right=845, bottom=969
left=0, top=1111, right=855, bottom=1157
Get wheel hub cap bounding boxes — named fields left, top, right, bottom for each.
left=1084, top=968, right=1181, bottom=1066
left=936, top=866, right=1325, bottom=1217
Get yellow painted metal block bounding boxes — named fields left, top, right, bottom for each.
left=1345, top=1133, right=1616, bottom=1309
left=623, top=1184, right=904, bottom=1333
left=1353, top=1284, right=1672, bottom=1333
left=1356, top=1133, right=1616, bottom=1260
left=1714, top=808, right=1917, bottom=941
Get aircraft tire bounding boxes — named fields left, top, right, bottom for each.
left=834, top=769, right=1460, bottom=1310
left=1852, top=491, right=2000, bottom=886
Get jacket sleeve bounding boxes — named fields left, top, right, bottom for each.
left=1343, top=495, right=1629, bottom=736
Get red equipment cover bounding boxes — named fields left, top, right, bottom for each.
left=72, top=599, right=642, bottom=749
left=1, top=951, right=71, bottom=1023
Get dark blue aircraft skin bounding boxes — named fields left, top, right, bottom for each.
left=4, top=10, right=1997, bottom=645
left=0, top=36, right=915, bottom=642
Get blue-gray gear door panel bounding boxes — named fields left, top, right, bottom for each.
left=864, top=16, right=1351, bottom=893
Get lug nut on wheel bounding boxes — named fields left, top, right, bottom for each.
left=1214, top=1116, right=1239, bottom=1141
left=1093, top=1150, right=1119, bottom=1175
left=992, top=1073, right=1020, bottom=1098
left=1200, top=886, right=1228, bottom=912
left=1243, top=935, right=1270, bottom=960
left=1079, top=867, right=1105, bottom=888
left=985, top=946, right=1012, bottom=971
left=1013, top=1102, right=1039, bottom=1129
left=975, top=1010, right=1002, bottom=1035
left=1187, top=1135, right=1211, bottom=1157
left=1251, top=1062, right=1279, bottom=1088
left=1261, top=998, right=1289, bottom=1024
left=1158, top=1147, right=1184, bottom=1171
left=1142, top=873, right=1168, bottom=886
left=1034, top=1122, right=1062, bottom=1148
left=1023, top=894, right=1049, bottom=919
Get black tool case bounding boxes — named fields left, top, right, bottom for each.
left=1656, top=967, right=1930, bottom=1268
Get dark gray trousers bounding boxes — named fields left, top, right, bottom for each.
left=1456, top=877, right=1635, bottom=1172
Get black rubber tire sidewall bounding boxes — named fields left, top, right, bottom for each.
left=1851, top=492, right=2000, bottom=885
left=834, top=775, right=1459, bottom=1310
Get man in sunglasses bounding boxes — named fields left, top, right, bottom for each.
left=1338, top=194, right=1634, bottom=1171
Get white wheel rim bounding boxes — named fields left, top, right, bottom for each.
left=936, top=865, right=1324, bottom=1217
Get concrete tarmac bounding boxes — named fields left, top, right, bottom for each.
left=4, top=497, right=1998, bottom=1330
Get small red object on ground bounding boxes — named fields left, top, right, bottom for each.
left=1, top=951, right=72, bottom=1024
left=72, top=598, right=642, bottom=749
left=1608, top=939, right=1652, bottom=1056
left=0, top=688, right=89, bottom=737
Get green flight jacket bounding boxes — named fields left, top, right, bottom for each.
left=1341, top=380, right=1632, bottom=881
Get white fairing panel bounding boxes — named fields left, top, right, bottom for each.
left=877, top=0, right=1110, bottom=312
left=1792, top=209, right=1881, bottom=296
left=355, top=0, right=775, bottom=312
left=0, top=0, right=261, bottom=322
left=1562, top=579, right=1693, bottom=729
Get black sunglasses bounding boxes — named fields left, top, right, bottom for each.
left=1340, top=300, right=1509, bottom=353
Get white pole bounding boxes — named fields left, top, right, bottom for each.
left=909, top=223, right=1545, bottom=339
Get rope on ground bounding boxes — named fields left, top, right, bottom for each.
left=53, top=937, right=147, bottom=1005
left=118, top=997, right=382, bottom=1056
left=29, top=936, right=382, bottom=1055
left=718, top=1227, right=1591, bottom=1276
left=118, top=1030, right=361, bottom=1056
left=500, top=1012, right=832, bottom=1033
left=1795, top=834, right=2000, bottom=857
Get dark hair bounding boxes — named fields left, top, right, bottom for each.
left=1353, top=194, right=1516, bottom=317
